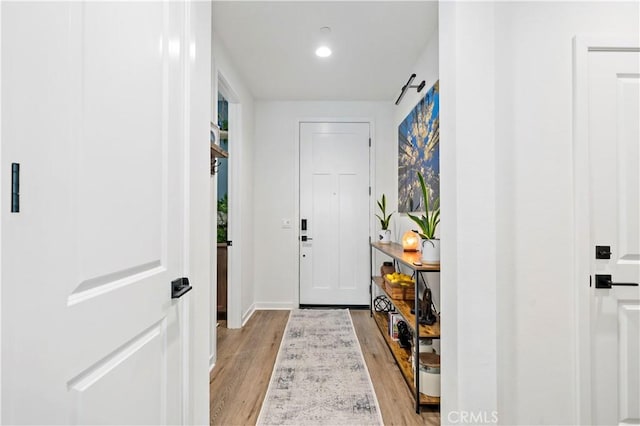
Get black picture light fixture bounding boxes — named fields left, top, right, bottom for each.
left=395, top=73, right=426, bottom=105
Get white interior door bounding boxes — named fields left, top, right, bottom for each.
left=299, top=122, right=370, bottom=305
left=1, top=2, right=192, bottom=423
left=587, top=47, right=640, bottom=425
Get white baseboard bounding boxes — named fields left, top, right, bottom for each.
left=254, top=302, right=296, bottom=310
left=242, top=303, right=256, bottom=326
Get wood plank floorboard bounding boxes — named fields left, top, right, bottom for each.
left=351, top=310, right=440, bottom=426
left=209, top=309, right=440, bottom=426
left=210, top=310, right=290, bottom=426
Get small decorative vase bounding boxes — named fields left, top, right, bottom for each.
left=378, top=229, right=391, bottom=244
left=380, top=261, right=395, bottom=277
left=421, top=238, right=440, bottom=264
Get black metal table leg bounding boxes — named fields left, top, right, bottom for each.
left=415, top=271, right=421, bottom=414
left=369, top=240, right=373, bottom=317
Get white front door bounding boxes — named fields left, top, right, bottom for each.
left=585, top=45, right=640, bottom=425
left=299, top=122, right=370, bottom=305
left=1, top=2, right=196, bottom=423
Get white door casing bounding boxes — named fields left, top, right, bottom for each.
left=226, top=101, right=243, bottom=328
left=1, top=2, right=209, bottom=423
left=217, top=74, right=243, bottom=329
left=299, top=122, right=370, bottom=306
left=574, top=36, right=640, bottom=425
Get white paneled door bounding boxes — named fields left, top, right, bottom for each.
left=299, top=122, right=370, bottom=305
left=1, top=2, right=199, bottom=424
left=585, top=46, right=640, bottom=425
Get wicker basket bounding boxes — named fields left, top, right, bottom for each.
left=383, top=277, right=415, bottom=300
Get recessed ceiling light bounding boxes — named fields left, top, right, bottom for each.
left=315, top=46, right=332, bottom=58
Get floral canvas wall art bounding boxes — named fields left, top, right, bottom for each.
left=398, top=80, right=439, bottom=213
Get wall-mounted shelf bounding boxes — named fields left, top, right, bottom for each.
left=210, top=122, right=228, bottom=175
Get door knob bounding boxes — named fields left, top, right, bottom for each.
left=595, top=274, right=639, bottom=289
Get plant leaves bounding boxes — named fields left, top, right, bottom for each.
left=377, top=193, right=393, bottom=230
left=409, top=172, right=440, bottom=239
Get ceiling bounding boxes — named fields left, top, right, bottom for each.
left=212, top=1, right=438, bottom=101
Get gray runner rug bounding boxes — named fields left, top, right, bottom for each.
left=256, top=309, right=384, bottom=426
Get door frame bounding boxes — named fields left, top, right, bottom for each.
left=572, top=34, right=640, bottom=425
left=187, top=2, right=212, bottom=423
left=216, top=71, right=243, bottom=329
left=0, top=3, right=4, bottom=418
left=295, top=118, right=375, bottom=307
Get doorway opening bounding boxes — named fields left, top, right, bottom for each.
left=214, top=72, right=243, bottom=332
left=216, top=93, right=229, bottom=324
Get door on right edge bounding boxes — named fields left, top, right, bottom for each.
left=588, top=48, right=640, bottom=425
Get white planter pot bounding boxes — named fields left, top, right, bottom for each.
left=418, top=366, right=441, bottom=397
left=421, top=238, right=440, bottom=264
left=378, top=229, right=391, bottom=244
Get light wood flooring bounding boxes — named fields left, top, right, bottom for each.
left=209, top=310, right=440, bottom=425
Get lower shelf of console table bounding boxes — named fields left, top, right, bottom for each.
left=372, top=311, right=440, bottom=406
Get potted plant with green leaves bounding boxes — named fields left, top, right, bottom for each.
left=376, top=194, right=394, bottom=244
left=217, top=194, right=228, bottom=244
left=407, top=172, right=440, bottom=264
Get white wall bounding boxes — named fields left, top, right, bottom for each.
left=393, top=26, right=439, bottom=165
left=440, top=1, right=639, bottom=424
left=388, top=26, right=441, bottom=347
left=215, top=33, right=256, bottom=327
left=392, top=26, right=440, bottom=240
left=253, top=102, right=395, bottom=307
left=496, top=3, right=638, bottom=424
left=189, top=4, right=213, bottom=422
left=396, top=27, right=440, bottom=302
left=211, top=31, right=255, bottom=352
left=439, top=3, right=499, bottom=423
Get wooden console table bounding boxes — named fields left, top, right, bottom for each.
left=369, top=242, right=440, bottom=413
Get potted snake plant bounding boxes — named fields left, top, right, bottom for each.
left=376, top=194, right=394, bottom=244
left=407, top=172, right=440, bottom=264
